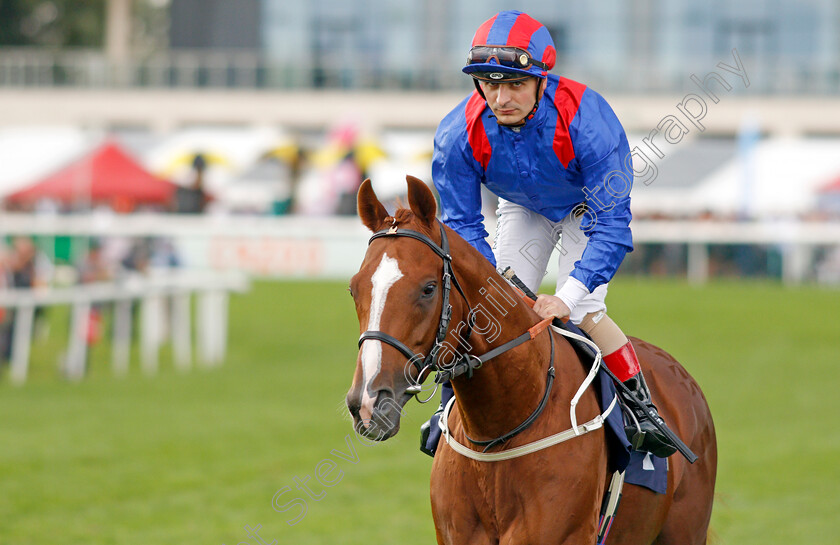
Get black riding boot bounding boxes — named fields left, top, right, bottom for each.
left=419, top=382, right=453, bottom=457
left=620, top=371, right=677, bottom=458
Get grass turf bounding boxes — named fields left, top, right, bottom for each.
left=0, top=278, right=838, bottom=544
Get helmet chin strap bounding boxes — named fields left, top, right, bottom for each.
left=472, top=78, right=485, bottom=98
left=473, top=77, right=543, bottom=127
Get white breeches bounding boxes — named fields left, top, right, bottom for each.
left=493, top=199, right=608, bottom=325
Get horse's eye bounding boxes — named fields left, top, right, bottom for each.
left=347, top=286, right=354, bottom=298
left=422, top=282, right=437, bottom=297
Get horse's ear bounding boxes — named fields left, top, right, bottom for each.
left=406, top=175, right=437, bottom=227
left=357, top=179, right=389, bottom=232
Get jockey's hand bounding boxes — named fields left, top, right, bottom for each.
left=533, top=294, right=571, bottom=321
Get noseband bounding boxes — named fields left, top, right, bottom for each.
left=358, top=222, right=474, bottom=383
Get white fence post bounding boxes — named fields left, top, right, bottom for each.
left=171, top=293, right=192, bottom=372
left=197, top=291, right=214, bottom=367
left=112, top=299, right=132, bottom=376
left=140, top=294, right=163, bottom=375
left=216, top=291, right=229, bottom=367
left=688, top=243, right=710, bottom=285
left=9, top=305, right=35, bottom=385
left=783, top=244, right=813, bottom=285
left=65, top=302, right=90, bottom=381
left=0, top=271, right=248, bottom=384
left=196, top=289, right=232, bottom=367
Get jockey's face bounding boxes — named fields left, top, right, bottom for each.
left=479, top=77, right=545, bottom=125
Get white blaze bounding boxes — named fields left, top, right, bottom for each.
left=359, top=253, right=403, bottom=423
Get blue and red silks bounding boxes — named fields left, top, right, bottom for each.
left=432, top=75, right=634, bottom=294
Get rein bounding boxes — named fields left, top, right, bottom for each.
left=356, top=221, right=561, bottom=453
left=464, top=332, right=555, bottom=451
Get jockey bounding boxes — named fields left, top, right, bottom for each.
left=421, top=10, right=677, bottom=458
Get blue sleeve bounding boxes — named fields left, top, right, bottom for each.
left=432, top=105, right=496, bottom=266
left=568, top=89, right=634, bottom=291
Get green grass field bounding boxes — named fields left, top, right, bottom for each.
left=1, top=278, right=839, bottom=545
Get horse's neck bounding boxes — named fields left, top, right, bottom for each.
left=448, top=240, right=555, bottom=442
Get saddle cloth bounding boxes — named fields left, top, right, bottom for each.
left=569, top=322, right=668, bottom=495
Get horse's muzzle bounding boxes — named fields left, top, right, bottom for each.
left=346, top=389, right=404, bottom=441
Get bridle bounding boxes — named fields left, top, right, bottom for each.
left=357, top=220, right=558, bottom=451
left=358, top=221, right=474, bottom=386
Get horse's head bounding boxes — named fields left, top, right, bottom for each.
left=346, top=175, right=459, bottom=440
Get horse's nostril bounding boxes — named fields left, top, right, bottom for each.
left=346, top=398, right=361, bottom=419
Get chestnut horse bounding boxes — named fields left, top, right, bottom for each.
left=346, top=176, right=717, bottom=544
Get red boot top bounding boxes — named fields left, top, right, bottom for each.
left=602, top=340, right=640, bottom=383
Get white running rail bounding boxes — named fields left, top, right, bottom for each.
left=0, top=270, right=249, bottom=385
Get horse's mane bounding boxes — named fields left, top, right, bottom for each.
left=386, top=206, right=528, bottom=317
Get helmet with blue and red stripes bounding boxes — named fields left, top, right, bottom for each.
left=463, top=11, right=556, bottom=82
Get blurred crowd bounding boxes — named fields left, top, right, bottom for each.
left=0, top=122, right=428, bottom=218
left=0, top=234, right=181, bottom=368
left=0, top=237, right=48, bottom=362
